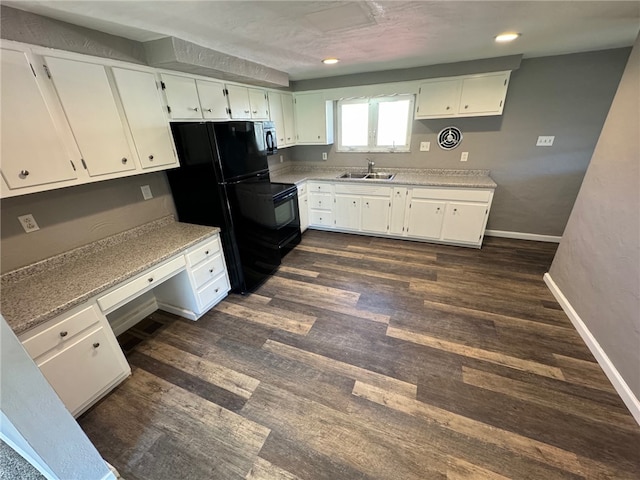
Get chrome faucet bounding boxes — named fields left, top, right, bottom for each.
left=367, top=158, right=375, bottom=173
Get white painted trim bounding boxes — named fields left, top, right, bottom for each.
left=544, top=273, right=640, bottom=425
left=157, top=302, right=198, bottom=321
left=485, top=229, right=561, bottom=243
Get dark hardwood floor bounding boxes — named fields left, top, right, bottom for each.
left=79, top=231, right=640, bottom=480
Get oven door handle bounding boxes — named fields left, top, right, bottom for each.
left=274, top=190, right=297, bottom=204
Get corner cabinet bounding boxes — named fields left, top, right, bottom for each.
left=294, top=92, right=334, bottom=145
left=415, top=71, right=510, bottom=119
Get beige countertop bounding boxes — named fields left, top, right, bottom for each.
left=1, top=217, right=220, bottom=336
left=270, top=166, right=497, bottom=189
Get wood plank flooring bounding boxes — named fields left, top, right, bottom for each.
left=78, top=231, right=640, bottom=480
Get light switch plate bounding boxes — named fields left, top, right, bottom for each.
left=420, top=141, right=430, bottom=152
left=141, top=185, right=153, bottom=200
left=460, top=151, right=469, bottom=162
left=18, top=214, right=40, bottom=233
left=536, top=136, right=555, bottom=146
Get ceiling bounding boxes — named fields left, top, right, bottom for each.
left=5, top=1, right=640, bottom=81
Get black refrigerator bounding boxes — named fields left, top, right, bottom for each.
left=167, top=121, right=301, bottom=293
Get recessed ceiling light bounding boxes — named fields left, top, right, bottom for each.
left=495, top=33, right=521, bottom=43
left=322, top=58, right=339, bottom=65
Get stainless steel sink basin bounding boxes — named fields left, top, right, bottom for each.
left=338, top=172, right=396, bottom=181
left=339, top=172, right=369, bottom=179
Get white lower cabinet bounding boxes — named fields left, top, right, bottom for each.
left=304, top=181, right=493, bottom=247
left=297, top=182, right=309, bottom=232
left=19, top=302, right=130, bottom=418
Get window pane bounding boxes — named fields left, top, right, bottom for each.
left=376, top=100, right=409, bottom=147
left=341, top=103, right=369, bottom=146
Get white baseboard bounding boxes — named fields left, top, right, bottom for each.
left=544, top=273, right=640, bottom=425
left=485, top=230, right=562, bottom=243
left=157, top=302, right=198, bottom=321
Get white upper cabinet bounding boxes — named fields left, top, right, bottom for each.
left=160, top=73, right=203, bottom=119
left=281, top=93, right=297, bottom=146
left=0, top=48, right=78, bottom=192
left=268, top=91, right=296, bottom=147
left=197, top=79, right=230, bottom=120
left=112, top=67, right=178, bottom=169
left=268, top=91, right=286, bottom=144
left=44, top=56, right=136, bottom=177
left=294, top=92, right=334, bottom=145
left=459, top=72, right=510, bottom=116
left=415, top=71, right=510, bottom=119
left=227, top=85, right=269, bottom=120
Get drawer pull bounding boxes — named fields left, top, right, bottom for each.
left=20, top=170, right=30, bottom=177
left=148, top=277, right=154, bottom=283
left=205, top=250, right=210, bottom=255
left=215, top=287, right=220, bottom=293
left=148, top=154, right=154, bottom=161
left=93, top=342, right=100, bottom=349
left=121, top=157, right=128, bottom=164
left=209, top=268, right=214, bottom=273
left=59, top=331, right=68, bottom=338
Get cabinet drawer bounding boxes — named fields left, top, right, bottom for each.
left=309, top=193, right=332, bottom=210
left=197, top=273, right=230, bottom=309
left=21, top=304, right=102, bottom=360
left=191, top=254, right=225, bottom=289
left=97, top=256, right=185, bottom=312
left=297, top=183, right=307, bottom=196
left=309, top=210, right=333, bottom=226
left=334, top=184, right=392, bottom=196
left=411, top=188, right=492, bottom=202
left=308, top=182, right=332, bottom=193
left=186, top=237, right=221, bottom=267
left=38, top=326, right=127, bottom=416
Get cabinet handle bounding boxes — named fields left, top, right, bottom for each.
left=59, top=331, right=68, bottom=338
left=20, top=170, right=30, bottom=177
left=93, top=342, right=100, bottom=349
left=148, top=154, right=154, bottom=161
left=121, top=157, right=128, bottom=164
left=148, top=277, right=154, bottom=283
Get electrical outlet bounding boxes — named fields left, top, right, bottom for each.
left=18, top=214, right=40, bottom=233
left=460, top=152, right=469, bottom=162
left=536, top=136, right=555, bottom=146
left=141, top=185, right=153, bottom=200
left=322, top=152, right=328, bottom=160
left=420, top=141, right=430, bottom=152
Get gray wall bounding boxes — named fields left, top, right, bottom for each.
left=291, top=48, right=630, bottom=236
left=1, top=173, right=176, bottom=273
left=549, top=36, right=640, bottom=398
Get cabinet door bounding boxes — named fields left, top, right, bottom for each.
left=0, top=49, right=78, bottom=189
left=281, top=93, right=297, bottom=146
left=415, top=79, right=461, bottom=118
left=335, top=194, right=361, bottom=230
left=441, top=202, right=488, bottom=244
left=268, top=92, right=286, bottom=145
left=389, top=187, right=408, bottom=235
left=362, top=196, right=390, bottom=234
left=112, top=68, right=177, bottom=169
left=45, top=56, right=136, bottom=177
left=459, top=72, right=510, bottom=116
left=406, top=199, right=446, bottom=239
left=248, top=88, right=269, bottom=120
left=38, top=326, right=127, bottom=416
left=160, top=74, right=203, bottom=119
left=226, top=84, right=252, bottom=119
left=295, top=92, right=330, bottom=144
left=299, top=195, right=309, bottom=232
left=197, top=79, right=230, bottom=120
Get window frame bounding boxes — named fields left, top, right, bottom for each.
left=336, top=94, right=414, bottom=153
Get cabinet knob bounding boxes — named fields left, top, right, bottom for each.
left=121, top=157, right=128, bottom=164
left=453, top=208, right=458, bottom=213
left=353, top=201, right=356, bottom=205
left=59, top=331, right=68, bottom=338
left=287, top=137, right=291, bottom=141
left=464, top=105, right=469, bottom=109
left=205, top=250, right=209, bottom=255
left=148, top=277, right=154, bottom=283
left=148, top=154, right=154, bottom=161
left=215, top=287, right=220, bottom=293
left=252, top=110, right=258, bottom=114
left=93, top=342, right=100, bottom=349
left=20, top=170, right=30, bottom=177
left=446, top=106, right=450, bottom=110
left=205, top=108, right=212, bottom=112
left=191, top=107, right=199, bottom=112
left=317, top=135, right=321, bottom=139
left=209, top=268, right=214, bottom=273
left=366, top=202, right=369, bottom=206
left=244, top=110, right=250, bottom=113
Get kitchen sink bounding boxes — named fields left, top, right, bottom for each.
left=338, top=172, right=396, bottom=181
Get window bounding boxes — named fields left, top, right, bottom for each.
left=337, top=95, right=414, bottom=152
